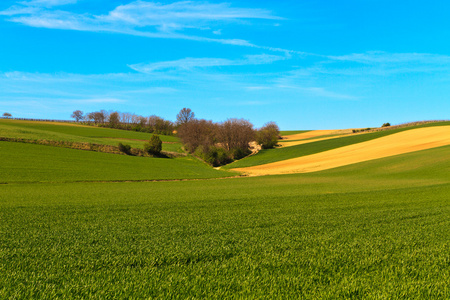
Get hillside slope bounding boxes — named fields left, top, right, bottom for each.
left=233, top=126, right=450, bottom=175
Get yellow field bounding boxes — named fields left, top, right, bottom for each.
left=235, top=126, right=450, bottom=175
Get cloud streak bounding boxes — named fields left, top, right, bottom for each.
left=1, top=1, right=284, bottom=48
left=327, top=51, right=450, bottom=65
left=128, top=54, right=288, bottom=73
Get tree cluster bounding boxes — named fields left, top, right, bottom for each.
left=71, top=110, right=175, bottom=135
left=256, top=122, right=280, bottom=149
left=178, top=114, right=277, bottom=167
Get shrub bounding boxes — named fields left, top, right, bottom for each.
left=231, top=147, right=251, bottom=160
left=118, top=143, right=132, bottom=155
left=144, top=135, right=162, bottom=155
left=257, top=122, right=280, bottom=149
left=195, top=146, right=232, bottom=167
left=382, top=122, right=391, bottom=127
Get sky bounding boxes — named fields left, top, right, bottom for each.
left=1, top=0, right=450, bottom=129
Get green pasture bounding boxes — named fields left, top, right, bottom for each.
left=1, top=120, right=450, bottom=298
left=0, top=119, right=182, bottom=152
left=1, top=145, right=450, bottom=298
left=0, top=142, right=234, bottom=183
left=226, top=121, right=450, bottom=169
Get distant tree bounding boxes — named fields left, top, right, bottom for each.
left=138, top=116, right=147, bottom=127
left=108, top=111, right=120, bottom=127
left=176, top=108, right=195, bottom=126
left=2, top=112, right=12, bottom=118
left=144, top=135, right=162, bottom=155
left=216, top=118, right=255, bottom=158
left=89, top=111, right=107, bottom=124
left=120, top=112, right=133, bottom=124
left=71, top=110, right=83, bottom=122
left=147, top=115, right=174, bottom=135
left=257, top=122, right=280, bottom=149
left=382, top=122, right=391, bottom=127
left=177, top=119, right=216, bottom=153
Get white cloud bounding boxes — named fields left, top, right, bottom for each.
left=327, top=51, right=450, bottom=65
left=102, top=1, right=281, bottom=30
left=129, top=54, right=287, bottom=73
left=1, top=1, right=283, bottom=48
left=68, top=98, right=125, bottom=104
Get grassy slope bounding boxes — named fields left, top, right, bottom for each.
left=0, top=119, right=182, bottom=152
left=1, top=146, right=449, bottom=298
left=0, top=142, right=234, bottom=183
left=225, top=121, right=450, bottom=169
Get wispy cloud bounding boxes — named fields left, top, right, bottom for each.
left=129, top=54, right=288, bottom=73
left=1, top=1, right=284, bottom=48
left=327, top=51, right=450, bottom=65
left=322, top=51, right=450, bottom=75
left=67, top=98, right=125, bottom=104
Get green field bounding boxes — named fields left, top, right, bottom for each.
left=225, top=121, right=450, bottom=169
left=0, top=119, right=183, bottom=152
left=0, top=142, right=234, bottom=183
left=1, top=121, right=450, bottom=298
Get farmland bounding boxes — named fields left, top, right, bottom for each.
left=0, top=119, right=183, bottom=153
left=1, top=120, right=450, bottom=298
left=225, top=121, right=450, bottom=169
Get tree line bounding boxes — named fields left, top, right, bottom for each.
left=71, top=110, right=174, bottom=135
left=176, top=108, right=280, bottom=166
left=71, top=108, right=280, bottom=166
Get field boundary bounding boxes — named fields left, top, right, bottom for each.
left=0, top=137, right=185, bottom=158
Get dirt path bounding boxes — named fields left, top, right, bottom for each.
left=279, top=135, right=346, bottom=148
left=281, top=130, right=339, bottom=141
left=234, top=126, right=450, bottom=175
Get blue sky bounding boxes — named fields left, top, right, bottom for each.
left=1, top=0, right=449, bottom=129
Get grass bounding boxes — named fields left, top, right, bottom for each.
left=1, top=119, right=449, bottom=298
left=0, top=119, right=183, bottom=152
left=225, top=121, right=450, bottom=169
left=1, top=145, right=449, bottom=298
left=0, top=141, right=235, bottom=183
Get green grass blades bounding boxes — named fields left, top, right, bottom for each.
left=0, top=142, right=234, bottom=183
left=225, top=121, right=450, bottom=169
left=1, top=178, right=449, bottom=298
left=1, top=120, right=450, bottom=298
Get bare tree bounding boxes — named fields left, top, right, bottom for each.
left=99, top=110, right=108, bottom=124
left=131, top=114, right=141, bottom=125
left=108, top=111, right=120, bottom=127
left=120, top=112, right=132, bottom=124
left=71, top=110, right=83, bottom=122
left=176, top=108, right=195, bottom=125
left=138, top=116, right=147, bottom=127
left=217, top=118, right=255, bottom=156
left=177, top=119, right=216, bottom=152
left=89, top=111, right=107, bottom=124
